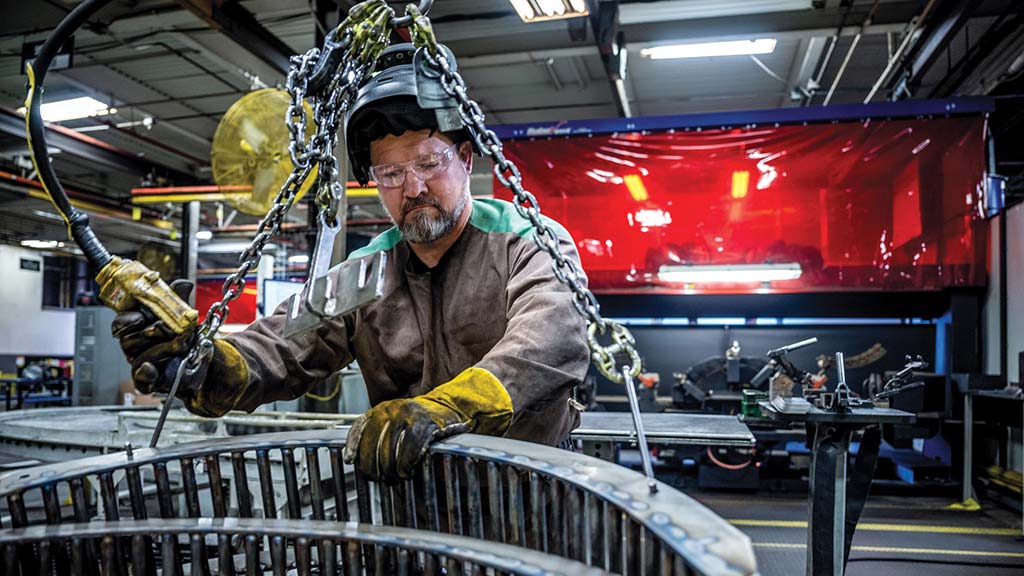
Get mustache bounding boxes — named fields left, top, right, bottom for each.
left=401, top=196, right=440, bottom=216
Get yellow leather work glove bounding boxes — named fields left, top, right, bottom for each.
left=110, top=280, right=249, bottom=418
left=344, top=367, right=514, bottom=484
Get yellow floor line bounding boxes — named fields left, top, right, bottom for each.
left=752, top=542, right=1024, bottom=558
left=730, top=519, right=1019, bottom=536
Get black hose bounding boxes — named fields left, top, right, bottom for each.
left=25, top=0, right=115, bottom=269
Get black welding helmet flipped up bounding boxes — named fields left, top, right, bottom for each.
left=344, top=43, right=477, bottom=186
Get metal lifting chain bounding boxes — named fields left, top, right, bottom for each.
left=181, top=1, right=394, bottom=376
left=406, top=6, right=643, bottom=385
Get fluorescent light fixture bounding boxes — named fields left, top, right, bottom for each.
left=21, top=239, right=65, bottom=249
left=17, top=96, right=116, bottom=122
left=195, top=230, right=213, bottom=241
left=287, top=254, right=310, bottom=264
left=74, top=117, right=153, bottom=133
left=659, top=263, right=802, bottom=284
left=509, top=0, right=588, bottom=23
left=641, top=39, right=777, bottom=60
left=199, top=242, right=279, bottom=254
left=619, top=0, right=812, bottom=25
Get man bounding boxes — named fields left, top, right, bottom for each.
left=111, top=44, right=590, bottom=484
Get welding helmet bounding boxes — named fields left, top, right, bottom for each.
left=344, top=43, right=477, bottom=186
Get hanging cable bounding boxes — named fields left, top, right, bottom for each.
left=24, top=0, right=116, bottom=268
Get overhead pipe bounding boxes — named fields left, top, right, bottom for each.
left=863, top=0, right=940, bottom=103
left=802, top=0, right=856, bottom=106
left=822, top=0, right=882, bottom=106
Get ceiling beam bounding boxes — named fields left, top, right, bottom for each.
left=0, top=108, right=194, bottom=184
left=889, top=0, right=974, bottom=99
left=175, top=0, right=293, bottom=75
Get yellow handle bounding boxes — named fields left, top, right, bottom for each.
left=96, top=257, right=198, bottom=335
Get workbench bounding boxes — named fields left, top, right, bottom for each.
left=571, top=411, right=755, bottom=461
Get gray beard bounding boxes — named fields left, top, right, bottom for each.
left=400, top=193, right=469, bottom=243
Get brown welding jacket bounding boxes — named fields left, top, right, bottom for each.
left=224, top=198, right=590, bottom=446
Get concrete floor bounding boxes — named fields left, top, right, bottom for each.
left=693, top=491, right=1024, bottom=576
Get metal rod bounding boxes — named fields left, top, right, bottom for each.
left=583, top=490, right=594, bottom=566
left=864, top=0, right=939, bottom=102
left=296, top=536, right=312, bottom=576
left=486, top=462, right=504, bottom=542
left=281, top=448, right=302, bottom=519
left=149, top=361, right=190, bottom=448
left=189, top=533, right=207, bottom=576
left=443, top=455, right=462, bottom=535
left=180, top=459, right=202, bottom=517
left=130, top=535, right=146, bottom=576
left=355, top=473, right=372, bottom=524
left=549, top=481, right=562, bottom=556
left=231, top=452, right=253, bottom=518
left=216, top=533, right=232, bottom=575
left=329, top=447, right=349, bottom=521
left=205, top=455, right=227, bottom=517
left=569, top=488, right=582, bottom=561
left=528, top=472, right=541, bottom=550
left=43, top=484, right=72, bottom=574
left=403, top=478, right=417, bottom=529
left=823, top=33, right=862, bottom=106
left=256, top=450, right=278, bottom=519
left=160, top=527, right=179, bottom=576
left=124, top=466, right=147, bottom=519
left=464, top=459, right=483, bottom=539
left=622, top=367, right=658, bottom=493
left=507, top=466, right=525, bottom=546
left=153, top=463, right=175, bottom=518
left=304, top=447, right=329, bottom=570
left=271, top=536, right=287, bottom=576
left=244, top=534, right=259, bottom=576
left=423, top=456, right=440, bottom=532
left=99, top=473, right=120, bottom=521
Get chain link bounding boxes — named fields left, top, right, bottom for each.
left=184, top=2, right=393, bottom=373
left=407, top=6, right=642, bottom=383
left=184, top=1, right=643, bottom=384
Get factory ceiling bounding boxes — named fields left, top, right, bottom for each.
left=0, top=0, right=1021, bottom=256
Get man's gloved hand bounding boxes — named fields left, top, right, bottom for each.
left=110, top=279, right=250, bottom=417
left=344, top=367, right=513, bottom=484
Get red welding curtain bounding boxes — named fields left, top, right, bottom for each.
left=497, top=117, right=989, bottom=293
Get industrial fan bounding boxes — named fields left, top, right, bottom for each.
left=210, top=88, right=318, bottom=215
left=136, top=242, right=177, bottom=280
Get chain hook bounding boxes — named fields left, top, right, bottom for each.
left=390, top=0, right=433, bottom=29
left=587, top=320, right=643, bottom=384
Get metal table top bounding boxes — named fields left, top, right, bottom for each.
left=573, top=412, right=755, bottom=447
left=757, top=401, right=916, bottom=425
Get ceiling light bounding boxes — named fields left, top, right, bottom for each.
left=287, top=255, right=309, bottom=264
left=659, top=263, right=802, bottom=284
left=17, top=96, right=117, bottom=123
left=199, top=241, right=279, bottom=254
left=619, top=0, right=812, bottom=25
left=509, top=0, right=588, bottom=23
left=641, top=39, right=777, bottom=60
left=195, top=230, right=213, bottom=241
left=74, top=117, right=153, bottom=133
left=21, top=239, right=65, bottom=249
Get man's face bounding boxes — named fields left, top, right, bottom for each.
left=369, top=129, right=473, bottom=244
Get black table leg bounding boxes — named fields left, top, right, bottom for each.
left=807, top=424, right=854, bottom=576
left=843, top=425, right=881, bottom=566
